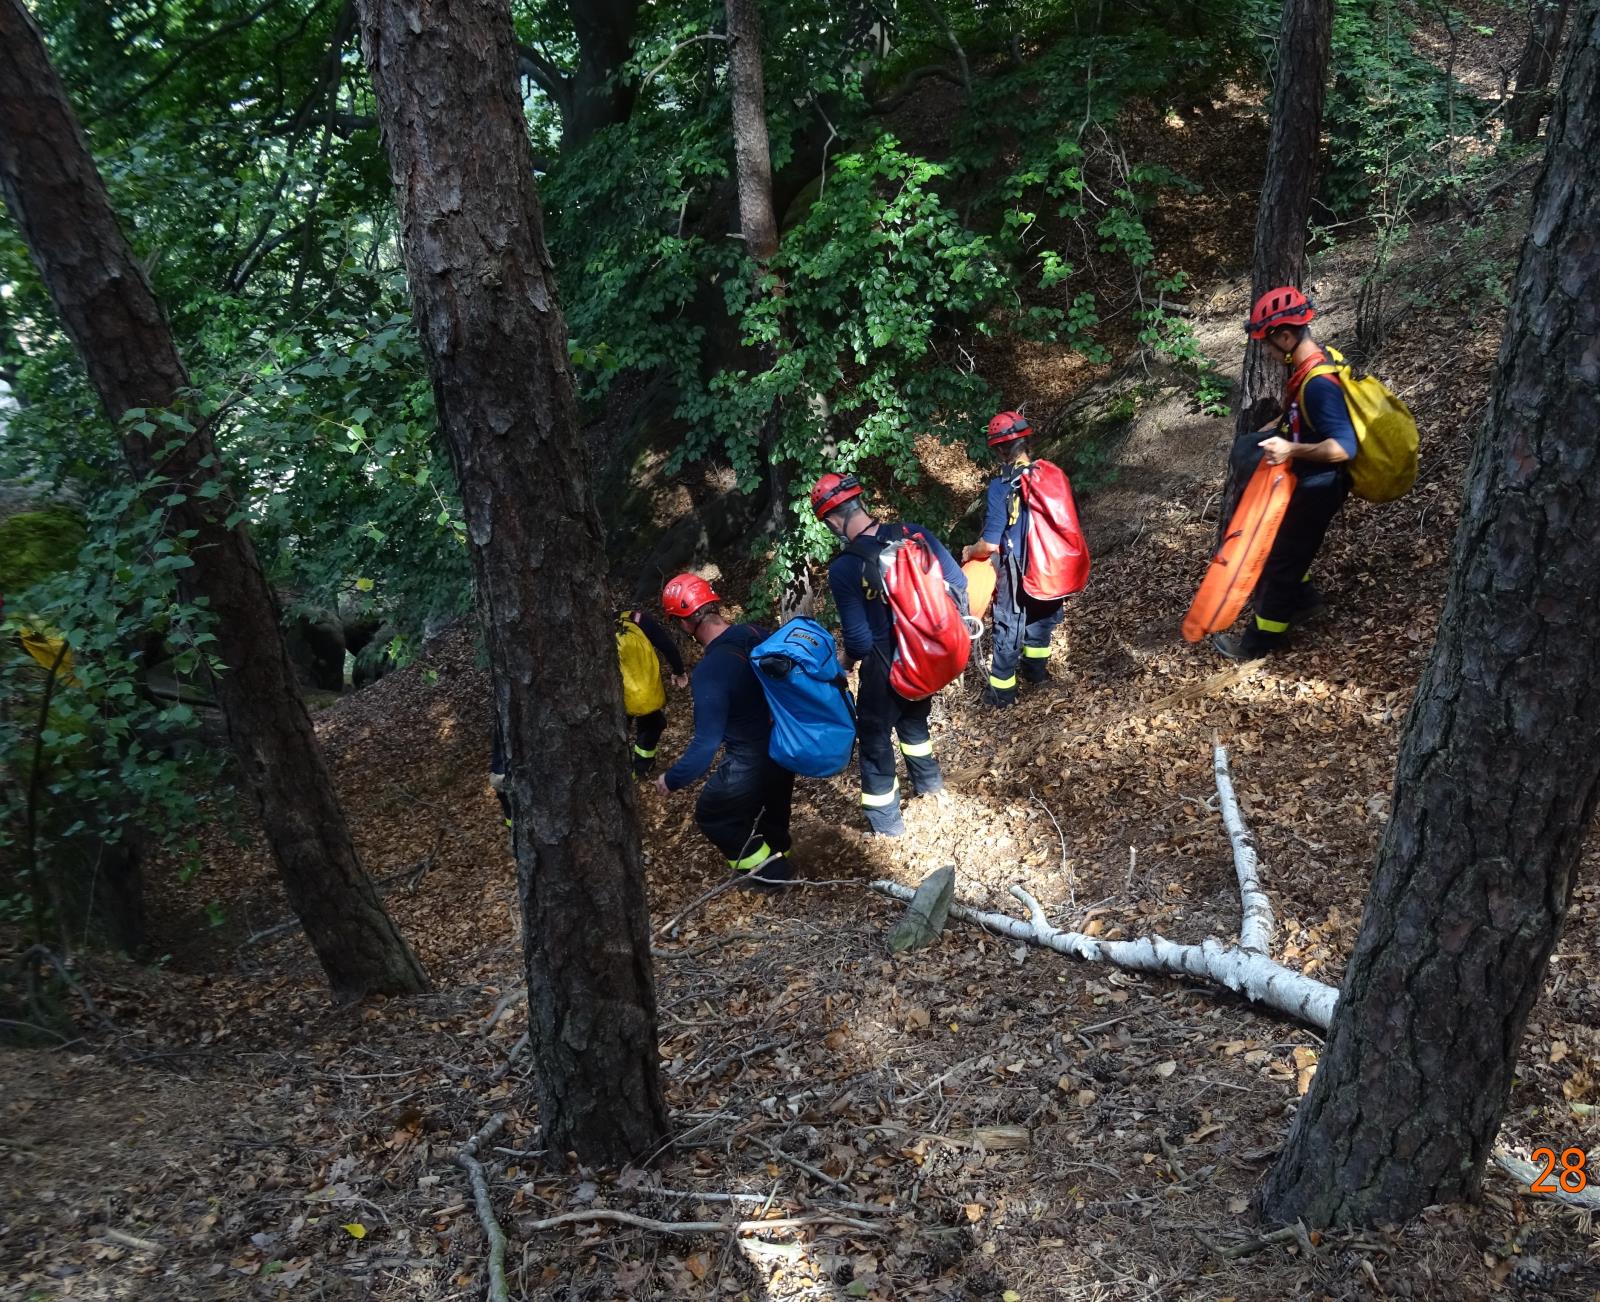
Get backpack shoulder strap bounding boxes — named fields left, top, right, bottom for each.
left=1298, top=366, right=1352, bottom=438
left=844, top=524, right=908, bottom=595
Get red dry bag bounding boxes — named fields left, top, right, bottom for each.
left=850, top=525, right=972, bottom=700
left=1016, top=459, right=1090, bottom=600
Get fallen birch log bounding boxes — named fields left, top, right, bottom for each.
left=868, top=879, right=1337, bottom=1029
left=1213, top=740, right=1273, bottom=954
left=870, top=740, right=1600, bottom=1213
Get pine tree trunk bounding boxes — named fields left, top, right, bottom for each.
left=1509, top=0, right=1572, bottom=143
left=726, top=0, right=779, bottom=262
left=356, top=0, right=668, bottom=1163
left=0, top=0, right=428, bottom=1000
left=1261, top=4, right=1600, bottom=1226
left=1218, top=0, right=1332, bottom=541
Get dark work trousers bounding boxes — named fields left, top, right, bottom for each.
left=694, top=749, right=795, bottom=872
left=856, top=651, right=941, bottom=835
left=630, top=709, right=667, bottom=776
left=988, top=559, right=1065, bottom=701
left=1246, top=473, right=1349, bottom=652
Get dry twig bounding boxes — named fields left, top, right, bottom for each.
left=1203, top=1220, right=1315, bottom=1260
left=479, top=986, right=526, bottom=1036
left=747, top=1135, right=854, bottom=1195
left=99, top=1228, right=163, bottom=1255
left=519, top=1208, right=882, bottom=1237
left=453, top=1114, right=509, bottom=1302
left=654, top=876, right=743, bottom=940
left=1213, top=740, right=1272, bottom=954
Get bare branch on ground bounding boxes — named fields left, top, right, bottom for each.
left=453, top=1114, right=509, bottom=1302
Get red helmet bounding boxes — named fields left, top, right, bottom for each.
left=661, top=573, right=720, bottom=619
left=986, top=411, right=1031, bottom=446
left=810, top=472, right=863, bottom=518
left=1246, top=286, right=1315, bottom=340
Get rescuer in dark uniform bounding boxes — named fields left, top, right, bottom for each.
left=1213, top=287, right=1358, bottom=661
left=653, top=573, right=794, bottom=891
left=963, top=411, right=1065, bottom=707
left=813, top=472, right=966, bottom=837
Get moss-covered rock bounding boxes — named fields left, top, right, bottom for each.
left=0, top=505, right=86, bottom=594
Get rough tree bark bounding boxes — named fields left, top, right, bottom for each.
left=0, top=0, right=428, bottom=1000
left=726, top=0, right=779, bottom=262
left=356, top=0, right=668, bottom=1163
left=1243, top=0, right=1331, bottom=417
left=1218, top=0, right=1332, bottom=540
left=1262, top=3, right=1600, bottom=1226
left=1509, top=0, right=1572, bottom=143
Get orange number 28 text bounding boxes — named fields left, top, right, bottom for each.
left=1528, top=1147, right=1589, bottom=1194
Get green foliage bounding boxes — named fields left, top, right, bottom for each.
left=1318, top=0, right=1516, bottom=352
left=541, top=1, right=1279, bottom=596
left=211, top=308, right=472, bottom=627
left=714, top=138, right=1010, bottom=481
left=0, top=0, right=1512, bottom=902
left=1323, top=0, right=1495, bottom=219
left=1, top=483, right=228, bottom=943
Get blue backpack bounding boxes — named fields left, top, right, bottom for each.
left=749, top=618, right=856, bottom=778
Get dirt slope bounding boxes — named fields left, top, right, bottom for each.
left=5, top=220, right=1598, bottom=1301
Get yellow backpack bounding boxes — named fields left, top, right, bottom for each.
left=616, top=616, right=665, bottom=717
left=1302, top=345, right=1419, bottom=503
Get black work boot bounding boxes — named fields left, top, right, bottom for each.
left=1286, top=584, right=1328, bottom=626
left=740, top=855, right=795, bottom=894
left=982, top=684, right=1017, bottom=709
left=1210, top=631, right=1273, bottom=662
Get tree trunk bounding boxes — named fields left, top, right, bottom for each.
left=0, top=0, right=428, bottom=1001
left=1262, top=3, right=1600, bottom=1226
left=1218, top=0, right=1332, bottom=542
left=565, top=0, right=640, bottom=152
left=1509, top=0, right=1572, bottom=143
left=356, top=0, right=668, bottom=1163
left=726, top=0, right=779, bottom=262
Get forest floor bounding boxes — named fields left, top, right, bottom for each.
left=7, top=244, right=1600, bottom=1300
left=6, top=23, right=1600, bottom=1302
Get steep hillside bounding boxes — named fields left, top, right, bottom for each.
left=6, top=194, right=1597, bottom=1300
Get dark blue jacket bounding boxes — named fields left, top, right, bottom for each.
left=1291, top=373, right=1359, bottom=490
left=827, top=522, right=966, bottom=662
left=663, top=624, right=772, bottom=791
left=980, top=462, right=1031, bottom=561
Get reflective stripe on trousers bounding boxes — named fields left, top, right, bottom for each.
left=729, top=841, right=773, bottom=871
left=989, top=556, right=1064, bottom=684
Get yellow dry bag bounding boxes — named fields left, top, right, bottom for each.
left=616, top=617, right=665, bottom=717
left=19, top=624, right=76, bottom=683
left=1303, top=345, right=1419, bottom=503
